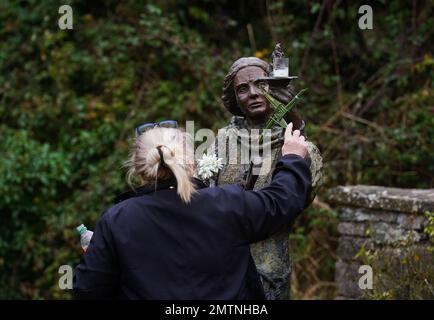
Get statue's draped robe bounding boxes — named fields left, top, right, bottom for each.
left=215, top=116, right=323, bottom=300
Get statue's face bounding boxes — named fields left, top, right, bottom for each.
left=233, top=66, right=271, bottom=123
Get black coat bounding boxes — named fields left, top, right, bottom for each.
left=73, top=154, right=311, bottom=299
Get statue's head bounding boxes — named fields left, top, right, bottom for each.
left=222, top=57, right=272, bottom=123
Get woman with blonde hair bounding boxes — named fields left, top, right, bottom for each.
left=73, top=121, right=311, bottom=299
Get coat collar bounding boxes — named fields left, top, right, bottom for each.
left=113, top=178, right=207, bottom=204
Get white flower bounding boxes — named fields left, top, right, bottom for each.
left=196, top=154, right=224, bottom=180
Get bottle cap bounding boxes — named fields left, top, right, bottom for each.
left=76, top=224, right=87, bottom=235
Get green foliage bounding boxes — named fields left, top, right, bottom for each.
left=0, top=0, right=432, bottom=299
left=289, top=206, right=339, bottom=299
left=424, top=211, right=434, bottom=252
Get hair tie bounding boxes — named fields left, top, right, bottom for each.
left=156, top=145, right=166, bottom=167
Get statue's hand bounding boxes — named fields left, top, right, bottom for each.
left=269, top=86, right=294, bottom=105
left=269, top=86, right=305, bottom=134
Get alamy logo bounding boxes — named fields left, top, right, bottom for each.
left=358, top=265, right=373, bottom=290
left=358, top=5, right=373, bottom=30
left=58, top=265, right=73, bottom=290
left=58, top=5, right=73, bottom=30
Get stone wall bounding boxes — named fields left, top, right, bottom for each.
left=327, top=186, right=434, bottom=299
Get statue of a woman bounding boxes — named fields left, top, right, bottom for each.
left=215, top=53, right=323, bottom=299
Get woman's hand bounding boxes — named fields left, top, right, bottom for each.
left=282, top=122, right=308, bottom=158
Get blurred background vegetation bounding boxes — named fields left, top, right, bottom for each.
left=0, top=0, right=432, bottom=299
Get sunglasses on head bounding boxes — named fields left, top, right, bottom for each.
left=135, top=120, right=178, bottom=136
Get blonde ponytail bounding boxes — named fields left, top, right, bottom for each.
left=125, top=127, right=196, bottom=203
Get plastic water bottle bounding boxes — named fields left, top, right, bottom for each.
left=76, top=224, right=93, bottom=252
